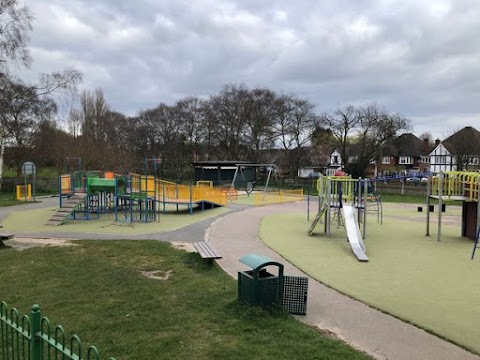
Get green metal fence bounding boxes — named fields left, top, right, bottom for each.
left=1, top=302, right=115, bottom=360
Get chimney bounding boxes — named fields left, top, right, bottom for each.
left=422, top=138, right=429, bottom=152
left=435, top=138, right=441, bottom=146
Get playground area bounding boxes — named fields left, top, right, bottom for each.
left=0, top=189, right=303, bottom=237
left=22, top=162, right=304, bottom=229
left=259, top=171, right=480, bottom=354
left=3, top=170, right=480, bottom=357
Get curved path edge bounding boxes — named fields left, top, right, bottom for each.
left=206, top=201, right=479, bottom=360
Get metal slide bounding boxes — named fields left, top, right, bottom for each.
left=341, top=205, right=369, bottom=262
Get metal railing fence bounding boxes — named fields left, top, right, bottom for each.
left=1, top=302, right=115, bottom=360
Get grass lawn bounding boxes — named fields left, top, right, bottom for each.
left=260, top=204, right=480, bottom=354
left=0, top=193, right=30, bottom=207
left=0, top=241, right=371, bottom=360
left=380, top=193, right=463, bottom=205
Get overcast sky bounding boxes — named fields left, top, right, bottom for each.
left=23, top=0, right=480, bottom=140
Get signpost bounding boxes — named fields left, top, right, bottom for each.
left=21, top=161, right=36, bottom=201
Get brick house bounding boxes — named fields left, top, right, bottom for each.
left=326, top=133, right=432, bottom=177
left=374, top=133, right=432, bottom=176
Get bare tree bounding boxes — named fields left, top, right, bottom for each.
left=243, top=87, right=277, bottom=162
left=199, top=100, right=220, bottom=161
left=354, top=103, right=410, bottom=177
left=173, top=97, right=204, bottom=161
left=103, top=111, right=137, bottom=171
left=419, top=132, right=433, bottom=143
left=0, top=0, right=32, bottom=72
left=67, top=108, right=82, bottom=138
left=0, top=0, right=32, bottom=184
left=271, top=95, right=318, bottom=175
left=285, top=98, right=318, bottom=175
left=0, top=77, right=57, bottom=174
left=320, top=103, right=410, bottom=177
left=320, top=105, right=360, bottom=171
left=32, top=119, right=74, bottom=173
left=208, top=84, right=253, bottom=160
left=0, top=1, right=82, bottom=187
left=74, top=89, right=114, bottom=169
left=135, top=103, right=183, bottom=177
left=310, top=126, right=336, bottom=169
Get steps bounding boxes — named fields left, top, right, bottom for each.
left=45, top=194, right=87, bottom=226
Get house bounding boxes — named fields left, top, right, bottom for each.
left=325, top=133, right=432, bottom=177
left=379, top=133, right=431, bottom=176
left=429, top=126, right=480, bottom=173
left=324, top=148, right=342, bottom=176
left=429, top=140, right=454, bottom=173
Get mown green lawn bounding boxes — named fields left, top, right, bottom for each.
left=0, top=240, right=371, bottom=360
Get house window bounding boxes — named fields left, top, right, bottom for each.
left=399, top=156, right=413, bottom=165
left=332, top=155, right=339, bottom=165
left=382, top=156, right=390, bottom=164
left=420, top=156, right=430, bottom=163
left=465, top=156, right=479, bottom=165
left=437, top=155, right=447, bottom=164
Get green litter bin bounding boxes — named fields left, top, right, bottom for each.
left=237, top=253, right=284, bottom=308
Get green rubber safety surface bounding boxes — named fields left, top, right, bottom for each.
left=2, top=205, right=230, bottom=235
left=260, top=205, right=480, bottom=354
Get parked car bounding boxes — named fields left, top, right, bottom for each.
left=406, top=177, right=428, bottom=183
left=307, top=172, right=321, bottom=179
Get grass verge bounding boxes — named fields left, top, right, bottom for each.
left=379, top=193, right=462, bottom=205
left=0, top=240, right=371, bottom=360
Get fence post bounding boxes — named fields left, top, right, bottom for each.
left=30, top=304, right=42, bottom=360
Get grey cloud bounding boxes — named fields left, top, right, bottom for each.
left=20, top=0, right=480, bottom=139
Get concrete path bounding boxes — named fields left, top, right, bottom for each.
left=206, top=201, right=480, bottom=360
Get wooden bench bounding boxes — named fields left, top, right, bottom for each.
left=0, top=233, right=14, bottom=247
left=193, top=242, right=222, bottom=264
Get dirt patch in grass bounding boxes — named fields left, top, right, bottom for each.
left=3, top=236, right=77, bottom=250
left=170, top=241, right=196, bottom=252
left=141, top=269, right=173, bottom=280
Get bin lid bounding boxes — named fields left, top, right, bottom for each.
left=239, top=253, right=283, bottom=271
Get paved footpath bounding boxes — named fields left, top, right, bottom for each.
left=206, top=201, right=480, bottom=360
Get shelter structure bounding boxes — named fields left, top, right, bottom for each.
left=193, top=161, right=255, bottom=187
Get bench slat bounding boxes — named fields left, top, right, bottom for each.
left=193, top=242, right=222, bottom=260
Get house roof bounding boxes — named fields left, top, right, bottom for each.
left=331, top=133, right=425, bottom=159
left=393, top=133, right=425, bottom=157
left=441, top=126, right=480, bottom=154
left=193, top=160, right=254, bottom=167
left=377, top=133, right=428, bottom=157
